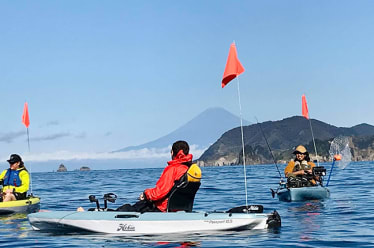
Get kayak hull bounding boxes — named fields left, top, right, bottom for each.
left=0, top=197, right=40, bottom=215
left=28, top=210, right=280, bottom=234
left=277, top=186, right=330, bottom=202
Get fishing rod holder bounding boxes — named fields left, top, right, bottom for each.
left=103, top=193, right=117, bottom=209
left=88, top=193, right=117, bottom=211
left=89, top=195, right=100, bottom=210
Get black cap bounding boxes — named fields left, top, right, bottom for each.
left=7, top=154, right=22, bottom=164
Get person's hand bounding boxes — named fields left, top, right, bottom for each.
left=305, top=169, right=312, bottom=174
left=5, top=188, right=13, bottom=194
left=139, top=192, right=145, bottom=201
left=296, top=170, right=305, bottom=176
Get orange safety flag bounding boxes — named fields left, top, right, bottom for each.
left=302, top=94, right=309, bottom=119
left=222, top=42, right=245, bottom=88
left=22, top=102, right=30, bottom=128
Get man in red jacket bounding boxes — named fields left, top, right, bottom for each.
left=117, top=140, right=193, bottom=212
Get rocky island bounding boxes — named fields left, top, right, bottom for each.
left=79, top=166, right=91, bottom=171
left=57, top=164, right=67, bottom=172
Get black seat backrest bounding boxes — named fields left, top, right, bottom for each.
left=166, top=164, right=201, bottom=212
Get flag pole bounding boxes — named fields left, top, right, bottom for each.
left=26, top=128, right=30, bottom=152
left=302, top=95, right=319, bottom=166
left=236, top=77, right=248, bottom=209
left=26, top=126, right=33, bottom=195
left=22, top=102, right=33, bottom=195
left=308, top=117, right=320, bottom=166
left=221, top=42, right=247, bottom=210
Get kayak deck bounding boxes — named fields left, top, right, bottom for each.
left=277, top=186, right=330, bottom=202
left=0, top=197, right=40, bottom=215
left=28, top=210, right=280, bottom=234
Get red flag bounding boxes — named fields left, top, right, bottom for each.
left=302, top=94, right=309, bottom=119
left=222, top=42, right=245, bottom=88
left=22, top=102, right=30, bottom=128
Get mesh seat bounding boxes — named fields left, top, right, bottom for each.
left=166, top=178, right=200, bottom=212
left=166, top=164, right=201, bottom=212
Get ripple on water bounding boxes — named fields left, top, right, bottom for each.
left=1, top=162, right=374, bottom=247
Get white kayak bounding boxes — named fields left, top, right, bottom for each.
left=277, top=186, right=330, bottom=202
left=28, top=209, right=281, bottom=234
left=0, top=196, right=40, bottom=215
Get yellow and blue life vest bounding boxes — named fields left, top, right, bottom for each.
left=3, top=168, right=24, bottom=187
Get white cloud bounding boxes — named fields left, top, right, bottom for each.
left=2, top=145, right=206, bottom=162
left=0, top=131, right=25, bottom=143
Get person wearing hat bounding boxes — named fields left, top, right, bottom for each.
left=0, top=154, right=30, bottom=202
left=284, top=145, right=317, bottom=186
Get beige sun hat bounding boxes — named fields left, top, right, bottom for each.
left=293, top=145, right=307, bottom=154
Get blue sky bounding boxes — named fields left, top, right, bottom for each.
left=1, top=1, right=374, bottom=169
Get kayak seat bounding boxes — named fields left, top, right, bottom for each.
left=167, top=164, right=201, bottom=212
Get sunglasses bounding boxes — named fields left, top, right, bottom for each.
left=295, top=152, right=306, bottom=155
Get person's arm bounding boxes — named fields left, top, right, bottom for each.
left=0, top=170, right=6, bottom=180
left=14, top=170, right=29, bottom=193
left=304, top=162, right=315, bottom=174
left=293, top=170, right=306, bottom=176
left=0, top=170, right=6, bottom=185
left=284, top=161, right=295, bottom=177
left=144, top=166, right=176, bottom=202
left=285, top=161, right=308, bottom=177
left=308, top=162, right=319, bottom=181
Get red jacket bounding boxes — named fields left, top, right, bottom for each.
left=144, top=150, right=193, bottom=212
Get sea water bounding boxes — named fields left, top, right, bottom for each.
left=1, top=161, right=374, bottom=247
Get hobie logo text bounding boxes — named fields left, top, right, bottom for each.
left=249, top=206, right=259, bottom=211
left=117, top=223, right=135, bottom=232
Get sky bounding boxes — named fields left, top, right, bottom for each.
left=1, top=1, right=374, bottom=171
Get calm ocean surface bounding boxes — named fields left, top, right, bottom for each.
left=1, top=161, right=374, bottom=247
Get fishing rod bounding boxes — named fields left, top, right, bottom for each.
left=255, top=117, right=282, bottom=180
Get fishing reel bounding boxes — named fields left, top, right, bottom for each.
left=312, top=166, right=326, bottom=177
left=303, top=166, right=326, bottom=179
left=303, top=166, right=326, bottom=186
left=88, top=193, right=117, bottom=211
left=312, top=166, right=326, bottom=186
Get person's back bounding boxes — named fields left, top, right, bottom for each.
left=143, top=140, right=193, bottom=212
left=166, top=163, right=202, bottom=212
left=116, top=140, right=195, bottom=213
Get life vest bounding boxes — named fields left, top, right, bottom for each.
left=287, top=160, right=316, bottom=186
left=186, top=163, right=202, bottom=183
left=293, top=161, right=312, bottom=172
left=3, top=168, right=25, bottom=187
left=167, top=163, right=202, bottom=198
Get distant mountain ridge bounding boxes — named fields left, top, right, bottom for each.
left=114, top=107, right=249, bottom=152
left=197, top=116, right=374, bottom=166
